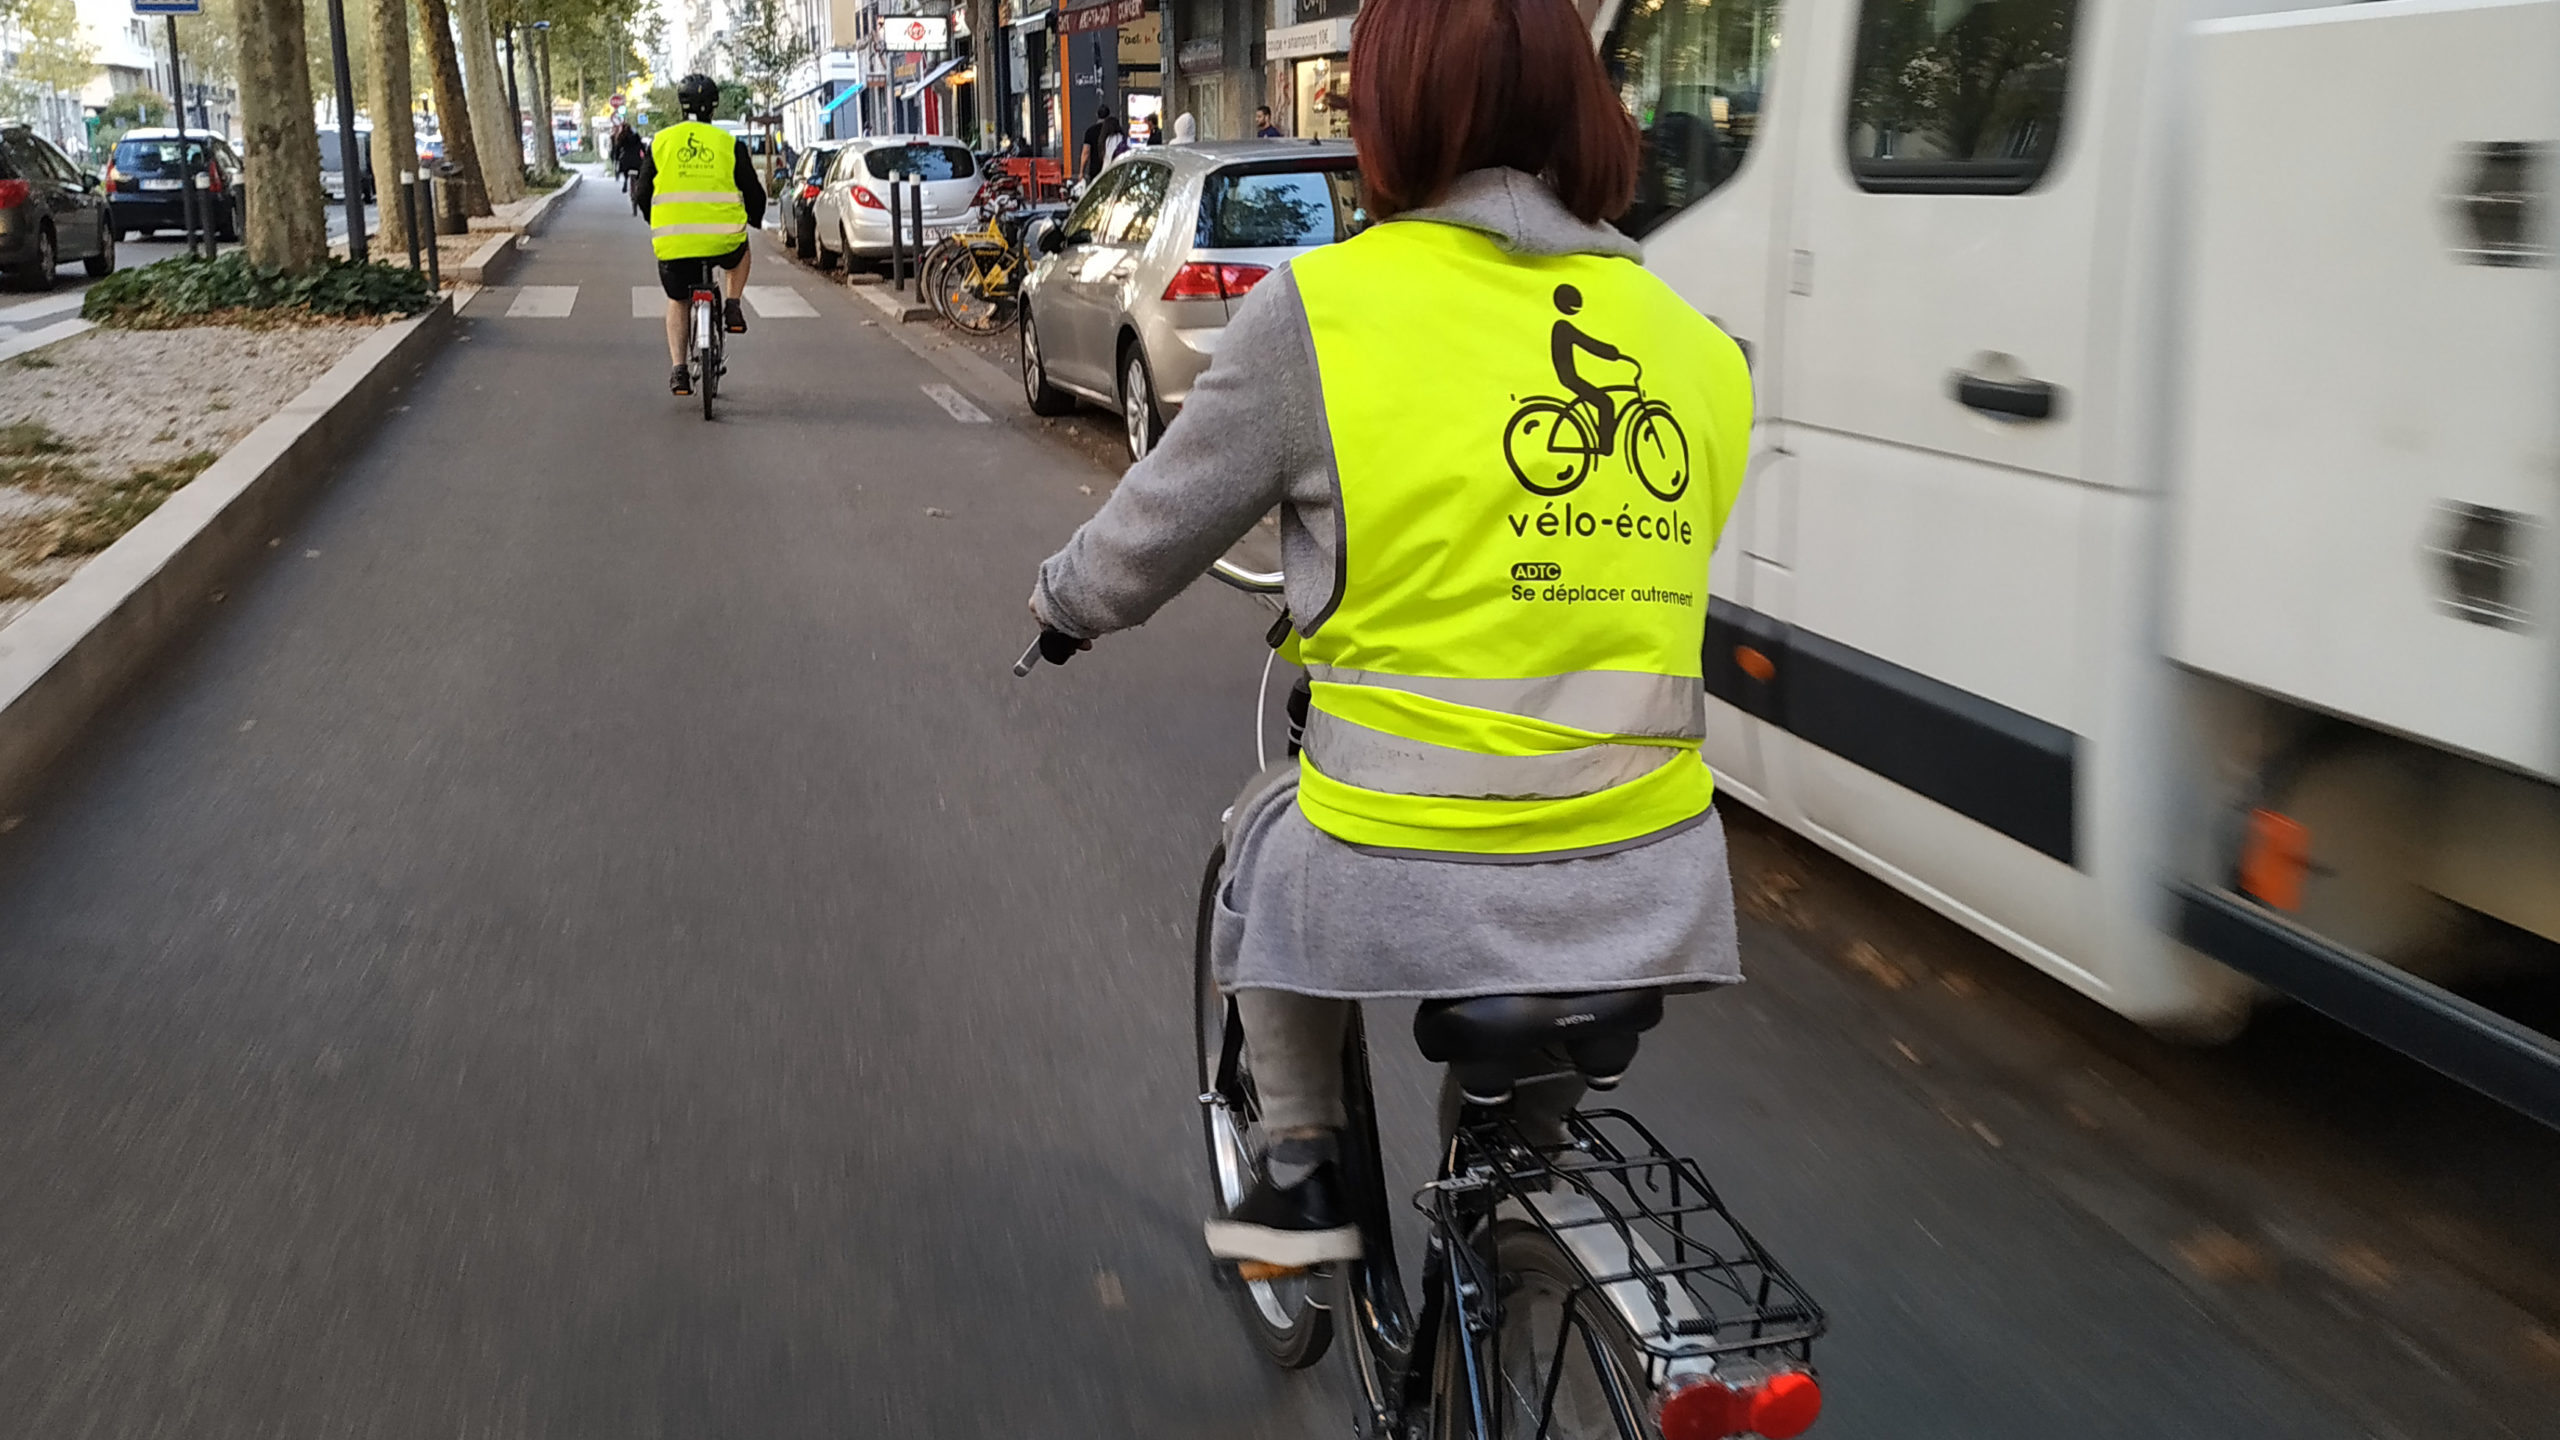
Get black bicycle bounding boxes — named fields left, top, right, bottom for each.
left=1021, top=561, right=1825, bottom=1440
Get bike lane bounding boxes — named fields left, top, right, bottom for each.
left=0, top=174, right=2369, bottom=1436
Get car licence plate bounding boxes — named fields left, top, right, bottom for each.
left=140, top=179, right=182, bottom=191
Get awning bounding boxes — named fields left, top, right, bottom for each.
left=779, top=78, right=828, bottom=107
left=898, top=58, right=967, bottom=100
left=1009, top=10, right=1050, bottom=30
left=819, top=83, right=864, bottom=115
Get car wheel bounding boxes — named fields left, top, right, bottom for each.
left=1021, top=306, right=1075, bottom=417
left=817, top=215, right=843, bottom=270
left=83, top=224, right=114, bottom=277
left=1120, top=343, right=1163, bottom=462
left=16, top=226, right=57, bottom=291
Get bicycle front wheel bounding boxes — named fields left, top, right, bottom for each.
left=1432, top=1220, right=1661, bottom=1440
left=1194, top=845, right=1334, bottom=1370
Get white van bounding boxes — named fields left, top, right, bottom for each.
left=1601, top=0, right=2560, bottom=1119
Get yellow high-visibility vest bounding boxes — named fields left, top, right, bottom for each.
left=1288, top=219, right=1751, bottom=858
left=649, top=122, right=747, bottom=261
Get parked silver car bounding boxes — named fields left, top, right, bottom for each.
left=1019, top=140, right=1361, bottom=461
left=811, top=137, right=984, bottom=269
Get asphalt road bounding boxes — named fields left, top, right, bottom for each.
left=0, top=180, right=2535, bottom=1437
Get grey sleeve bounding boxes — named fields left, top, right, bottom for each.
left=1033, top=268, right=1338, bottom=638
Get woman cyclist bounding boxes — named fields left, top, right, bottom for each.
left=1030, top=0, right=1754, bottom=1267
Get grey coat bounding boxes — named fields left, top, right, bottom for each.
left=1033, top=169, right=1743, bottom=1000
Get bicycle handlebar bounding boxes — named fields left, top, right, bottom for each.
left=1210, top=559, right=1284, bottom=594
left=1016, top=557, right=1283, bottom=676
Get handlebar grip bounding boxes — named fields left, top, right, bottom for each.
left=1013, top=629, right=1085, bottom=677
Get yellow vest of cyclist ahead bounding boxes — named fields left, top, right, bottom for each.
left=1288, top=220, right=1752, bottom=858
left=649, top=122, right=747, bottom=261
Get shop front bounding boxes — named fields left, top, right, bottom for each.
left=1264, top=9, right=1353, bottom=139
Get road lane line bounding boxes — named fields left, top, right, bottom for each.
left=506, top=285, right=578, bottom=317
left=743, top=286, right=816, bottom=318
left=921, top=383, right=990, bottom=424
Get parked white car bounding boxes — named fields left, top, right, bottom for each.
left=811, top=137, right=983, bottom=269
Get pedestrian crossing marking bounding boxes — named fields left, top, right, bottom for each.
left=507, top=285, right=578, bottom=317
left=744, top=286, right=816, bottom=318
left=921, top=384, right=990, bottom=424
left=631, top=285, right=665, bottom=318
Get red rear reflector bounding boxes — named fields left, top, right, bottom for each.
left=1163, top=261, right=1273, bottom=302
left=0, top=179, right=28, bottom=208
left=1734, top=644, right=1776, bottom=683
left=1658, top=1372, right=1822, bottom=1440
left=850, top=184, right=885, bottom=210
left=2239, top=809, right=2311, bottom=911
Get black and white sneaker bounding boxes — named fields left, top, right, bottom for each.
left=724, top=297, right=748, bottom=334
left=670, top=364, right=692, bottom=395
left=1203, top=1143, right=1363, bottom=1267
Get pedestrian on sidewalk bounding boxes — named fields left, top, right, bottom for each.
left=1170, top=112, right=1198, bottom=145
left=1255, top=105, right=1282, bottom=138
left=1081, top=104, right=1122, bottom=180
left=1027, top=0, right=1755, bottom=1268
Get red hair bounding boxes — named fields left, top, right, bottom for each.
left=1349, top=0, right=1639, bottom=225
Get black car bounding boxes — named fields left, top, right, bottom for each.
left=105, top=129, right=247, bottom=241
left=783, top=141, right=848, bottom=260
left=0, top=125, right=113, bottom=289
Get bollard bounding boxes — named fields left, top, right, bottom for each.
left=910, top=179, right=927, bottom=276
left=399, top=170, right=420, bottom=272
left=888, top=177, right=906, bottom=292
left=420, top=173, right=441, bottom=290
left=193, top=172, right=215, bottom=259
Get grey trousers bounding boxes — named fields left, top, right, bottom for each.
left=1234, top=987, right=1587, bottom=1141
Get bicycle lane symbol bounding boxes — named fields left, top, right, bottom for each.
left=1501, top=284, right=1692, bottom=502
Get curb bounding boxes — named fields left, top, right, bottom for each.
left=0, top=297, right=457, bottom=819
left=852, top=280, right=935, bottom=324
left=453, top=172, right=584, bottom=286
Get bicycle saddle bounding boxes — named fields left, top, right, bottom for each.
left=1412, top=990, right=1665, bottom=1104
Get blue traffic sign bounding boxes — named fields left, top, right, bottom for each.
left=131, top=0, right=202, bottom=13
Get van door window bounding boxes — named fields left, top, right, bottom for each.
left=1603, top=0, right=1783, bottom=238
left=1846, top=0, right=2077, bottom=193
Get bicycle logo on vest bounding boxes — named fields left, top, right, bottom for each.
left=675, top=129, right=720, bottom=167
left=1502, top=285, right=1692, bottom=503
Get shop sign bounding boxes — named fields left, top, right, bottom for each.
left=1066, top=0, right=1142, bottom=33
left=821, top=49, right=864, bottom=79
left=1264, top=16, right=1351, bottom=58
left=1177, top=36, right=1222, bottom=68
left=880, top=15, right=949, bottom=48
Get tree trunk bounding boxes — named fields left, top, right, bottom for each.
left=524, top=32, right=560, bottom=177
left=231, top=0, right=329, bottom=270
left=452, top=0, right=522, bottom=204
left=414, top=0, right=491, bottom=217
left=362, top=0, right=418, bottom=255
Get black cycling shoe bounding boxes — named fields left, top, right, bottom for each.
left=724, top=298, right=748, bottom=334
left=1203, top=1153, right=1362, bottom=1268
left=670, top=364, right=692, bottom=396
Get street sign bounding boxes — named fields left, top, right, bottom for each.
left=879, top=16, right=948, bottom=49
left=130, top=0, right=202, bottom=13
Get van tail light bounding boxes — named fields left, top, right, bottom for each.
left=0, top=179, right=28, bottom=209
left=1162, top=261, right=1272, bottom=301
left=1658, top=1371, right=1822, bottom=1440
left=850, top=184, right=885, bottom=210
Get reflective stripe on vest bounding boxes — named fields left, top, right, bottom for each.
left=649, top=123, right=747, bottom=260
left=1287, top=219, right=1753, bottom=858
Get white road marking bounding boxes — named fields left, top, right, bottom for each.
left=631, top=285, right=665, bottom=317
left=506, top=285, right=578, bottom=317
left=743, top=286, right=816, bottom=318
left=921, top=383, right=990, bottom=424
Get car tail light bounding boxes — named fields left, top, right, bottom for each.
left=850, top=184, right=885, bottom=210
left=0, top=179, right=28, bottom=209
left=205, top=158, right=224, bottom=193
left=800, top=182, right=821, bottom=200
left=1658, top=1371, right=1822, bottom=1440
left=969, top=184, right=986, bottom=209
left=1162, top=261, right=1272, bottom=302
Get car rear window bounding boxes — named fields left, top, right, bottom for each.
left=1197, top=166, right=1362, bottom=248
left=114, top=139, right=208, bottom=176
left=863, top=144, right=974, bottom=181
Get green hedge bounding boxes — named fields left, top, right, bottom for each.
left=81, top=254, right=434, bottom=329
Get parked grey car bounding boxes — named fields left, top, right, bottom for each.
left=1019, top=140, right=1362, bottom=461
left=0, top=125, right=112, bottom=289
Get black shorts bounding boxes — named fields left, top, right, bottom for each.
left=657, top=243, right=747, bottom=301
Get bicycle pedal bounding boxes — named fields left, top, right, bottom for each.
left=1236, top=1260, right=1310, bottom=1283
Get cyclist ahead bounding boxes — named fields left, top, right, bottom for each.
left=1031, top=0, right=1755, bottom=1266
left=634, top=73, right=765, bottom=396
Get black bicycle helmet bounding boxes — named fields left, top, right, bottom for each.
left=676, top=73, right=719, bottom=120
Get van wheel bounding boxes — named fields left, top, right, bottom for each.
left=1021, top=306, right=1074, bottom=416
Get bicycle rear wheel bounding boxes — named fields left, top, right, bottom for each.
left=1194, top=845, right=1333, bottom=1370
left=1433, top=1219, right=1659, bottom=1440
